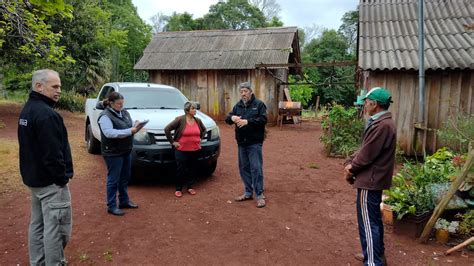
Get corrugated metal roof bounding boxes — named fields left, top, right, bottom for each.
left=359, top=0, right=473, bottom=70
left=134, top=27, right=299, bottom=70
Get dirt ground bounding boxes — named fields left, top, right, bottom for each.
left=0, top=103, right=472, bottom=265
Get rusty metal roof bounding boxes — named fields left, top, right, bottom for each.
left=358, top=0, right=473, bottom=70
left=134, top=27, right=300, bottom=70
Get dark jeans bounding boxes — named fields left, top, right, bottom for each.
left=357, top=188, right=384, bottom=266
left=104, top=153, right=131, bottom=209
left=175, top=150, right=199, bottom=191
left=238, top=143, right=264, bottom=199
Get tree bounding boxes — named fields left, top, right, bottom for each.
left=249, top=0, right=281, bottom=21
left=164, top=12, right=201, bottom=31
left=0, top=0, right=73, bottom=63
left=150, top=12, right=169, bottom=34
left=106, top=0, right=152, bottom=81
left=338, top=10, right=358, bottom=56
left=202, top=0, right=267, bottom=30
left=298, top=29, right=356, bottom=106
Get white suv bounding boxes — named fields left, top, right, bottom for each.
left=85, top=82, right=220, bottom=176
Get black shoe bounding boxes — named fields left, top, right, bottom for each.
left=107, top=208, right=124, bottom=216
left=119, top=201, right=138, bottom=209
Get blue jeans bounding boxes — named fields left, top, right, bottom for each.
left=104, top=153, right=131, bottom=209
left=238, top=144, right=264, bottom=199
left=357, top=188, right=384, bottom=266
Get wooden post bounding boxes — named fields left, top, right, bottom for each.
left=445, top=237, right=474, bottom=255
left=418, top=148, right=474, bottom=243
left=315, top=95, right=320, bottom=111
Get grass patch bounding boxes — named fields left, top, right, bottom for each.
left=78, top=252, right=89, bottom=262
left=0, top=120, right=5, bottom=129
left=308, top=163, right=319, bottom=169
left=103, top=249, right=113, bottom=262
left=0, top=138, right=24, bottom=194
left=0, top=90, right=28, bottom=104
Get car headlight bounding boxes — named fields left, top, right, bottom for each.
left=133, top=130, right=153, bottom=145
left=209, top=126, right=220, bottom=141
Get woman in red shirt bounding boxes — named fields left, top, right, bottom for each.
left=165, top=102, right=207, bottom=197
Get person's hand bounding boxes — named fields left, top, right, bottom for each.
left=231, top=115, right=241, bottom=123
left=344, top=164, right=354, bottom=184
left=345, top=172, right=355, bottom=185
left=236, top=119, right=248, bottom=128
left=344, top=164, right=353, bottom=175
left=173, top=142, right=181, bottom=149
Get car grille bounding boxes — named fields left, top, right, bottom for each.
left=149, top=130, right=209, bottom=145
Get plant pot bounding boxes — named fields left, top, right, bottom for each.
left=435, top=229, right=449, bottom=244
left=393, top=211, right=432, bottom=239
left=381, top=204, right=393, bottom=225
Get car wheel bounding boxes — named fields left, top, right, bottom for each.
left=86, top=123, right=101, bottom=154
left=201, top=161, right=217, bottom=177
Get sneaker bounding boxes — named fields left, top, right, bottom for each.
left=256, top=198, right=266, bottom=208
left=234, top=194, right=253, bottom=202
left=187, top=188, right=196, bottom=195
left=175, top=191, right=183, bottom=198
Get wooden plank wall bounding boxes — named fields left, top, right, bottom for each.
left=149, top=69, right=283, bottom=122
left=366, top=69, right=473, bottom=155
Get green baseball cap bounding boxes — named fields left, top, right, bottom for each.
left=362, top=87, right=392, bottom=104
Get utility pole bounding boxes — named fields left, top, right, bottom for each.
left=418, top=0, right=426, bottom=156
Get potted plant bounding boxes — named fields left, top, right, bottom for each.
left=434, top=218, right=459, bottom=244
left=383, top=148, right=459, bottom=238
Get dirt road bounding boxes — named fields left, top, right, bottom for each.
left=0, top=103, right=471, bottom=265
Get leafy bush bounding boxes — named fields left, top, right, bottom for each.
left=437, top=112, right=474, bottom=154
left=320, top=104, right=364, bottom=157
left=455, top=210, right=474, bottom=236
left=384, top=148, right=460, bottom=219
left=288, top=75, right=313, bottom=107
left=56, top=90, right=86, bottom=112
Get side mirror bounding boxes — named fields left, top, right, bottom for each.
left=95, top=101, right=105, bottom=110
left=192, top=101, right=201, bottom=110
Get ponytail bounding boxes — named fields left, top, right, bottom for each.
left=103, top=91, right=124, bottom=108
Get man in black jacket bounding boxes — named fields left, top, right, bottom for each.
left=225, top=82, right=267, bottom=208
left=18, top=69, right=73, bottom=265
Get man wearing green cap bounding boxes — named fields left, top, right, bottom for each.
left=344, top=87, right=396, bottom=265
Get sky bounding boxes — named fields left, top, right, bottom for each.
left=132, top=0, right=359, bottom=31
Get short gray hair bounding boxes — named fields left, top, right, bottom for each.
left=31, top=69, right=59, bottom=91
left=239, top=81, right=252, bottom=91
left=184, top=101, right=196, bottom=112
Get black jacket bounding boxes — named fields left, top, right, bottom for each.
left=225, top=94, right=267, bottom=146
left=18, top=91, right=73, bottom=187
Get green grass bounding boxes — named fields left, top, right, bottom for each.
left=103, top=249, right=113, bottom=262
left=0, top=139, right=24, bottom=194
left=0, top=90, right=28, bottom=104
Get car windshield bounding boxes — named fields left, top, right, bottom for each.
left=119, top=87, right=188, bottom=109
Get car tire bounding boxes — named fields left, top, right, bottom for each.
left=201, top=161, right=217, bottom=177
left=86, top=123, right=101, bottom=154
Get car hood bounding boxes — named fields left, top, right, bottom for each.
left=126, top=109, right=217, bottom=131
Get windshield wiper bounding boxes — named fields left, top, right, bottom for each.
left=125, top=107, right=179, bottom=110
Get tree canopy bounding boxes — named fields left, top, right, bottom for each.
left=0, top=0, right=151, bottom=93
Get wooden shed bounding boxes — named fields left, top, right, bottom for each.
left=358, top=0, right=473, bottom=155
left=134, top=27, right=301, bottom=121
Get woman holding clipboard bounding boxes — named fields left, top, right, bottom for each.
left=165, top=102, right=206, bottom=197
left=98, top=92, right=146, bottom=216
